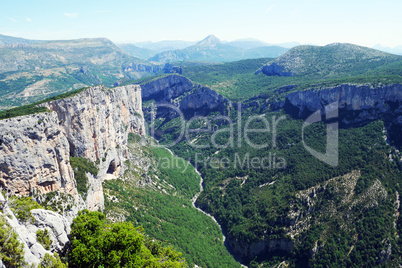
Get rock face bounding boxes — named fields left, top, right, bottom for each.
left=0, top=84, right=145, bottom=265
left=257, top=62, right=293, bottom=76
left=42, top=84, right=144, bottom=210
left=283, top=84, right=402, bottom=120
left=180, top=87, right=229, bottom=118
left=163, top=63, right=183, bottom=74
left=281, top=83, right=402, bottom=146
left=141, top=74, right=229, bottom=118
left=0, top=112, right=76, bottom=197
left=0, top=84, right=145, bottom=210
left=28, top=209, right=71, bottom=254
left=141, top=75, right=193, bottom=102
left=42, top=85, right=144, bottom=165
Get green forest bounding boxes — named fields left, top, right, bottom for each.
left=150, top=101, right=402, bottom=266
left=102, top=135, right=241, bottom=268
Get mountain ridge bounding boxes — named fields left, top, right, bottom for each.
left=148, top=35, right=288, bottom=63
left=258, top=42, right=402, bottom=77
left=0, top=35, right=163, bottom=109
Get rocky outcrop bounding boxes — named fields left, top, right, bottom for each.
left=0, top=84, right=145, bottom=265
left=280, top=83, right=402, bottom=146
left=163, top=63, right=183, bottom=74
left=180, top=87, right=229, bottom=118
left=141, top=75, right=193, bottom=102
left=283, top=84, right=402, bottom=119
left=122, top=62, right=163, bottom=74
left=27, top=209, right=71, bottom=254
left=41, top=84, right=144, bottom=210
left=256, top=62, right=293, bottom=76
left=0, top=193, right=73, bottom=265
left=141, top=75, right=229, bottom=118
left=1, top=193, right=49, bottom=265
left=0, top=112, right=76, bottom=197
left=0, top=84, right=145, bottom=210
left=42, top=85, right=144, bottom=165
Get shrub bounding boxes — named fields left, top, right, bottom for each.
left=0, top=215, right=25, bottom=267
left=38, top=253, right=68, bottom=268
left=69, top=157, right=98, bottom=196
left=68, top=210, right=187, bottom=267
left=8, top=196, right=43, bottom=223
left=36, top=229, right=52, bottom=250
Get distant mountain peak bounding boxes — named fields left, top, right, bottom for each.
left=196, top=35, right=221, bottom=47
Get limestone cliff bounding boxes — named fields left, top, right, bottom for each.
left=141, top=74, right=193, bottom=102
left=283, top=84, right=402, bottom=121
left=141, top=74, right=229, bottom=118
left=180, top=86, right=229, bottom=118
left=0, top=112, right=75, bottom=197
left=281, top=83, right=402, bottom=146
left=0, top=84, right=145, bottom=210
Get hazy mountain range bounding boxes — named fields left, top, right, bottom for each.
left=118, top=35, right=290, bottom=63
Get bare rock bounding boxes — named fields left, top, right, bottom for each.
left=0, top=112, right=76, bottom=197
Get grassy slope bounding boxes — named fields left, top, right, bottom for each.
left=103, top=136, right=240, bottom=268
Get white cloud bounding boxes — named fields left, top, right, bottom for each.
left=7, top=17, right=17, bottom=23
left=26, top=18, right=32, bottom=23
left=64, top=12, right=79, bottom=18
left=265, top=5, right=275, bottom=14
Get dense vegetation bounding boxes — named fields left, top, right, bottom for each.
left=0, top=215, right=25, bottom=267
left=150, top=102, right=402, bottom=266
left=1, top=195, right=189, bottom=268
left=38, top=253, right=68, bottom=268
left=8, top=195, right=43, bottom=223
left=103, top=136, right=241, bottom=267
left=36, top=229, right=52, bottom=250
left=70, top=157, right=99, bottom=196
left=69, top=210, right=187, bottom=268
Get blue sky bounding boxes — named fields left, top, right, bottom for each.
left=1, top=0, right=401, bottom=47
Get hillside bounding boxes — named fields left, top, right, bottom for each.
left=0, top=34, right=43, bottom=47
left=0, top=35, right=162, bottom=110
left=149, top=35, right=288, bottom=63
left=134, top=40, right=197, bottom=52
left=181, top=44, right=402, bottom=100
left=118, top=43, right=157, bottom=60
left=258, top=43, right=402, bottom=77
left=138, top=74, right=402, bottom=267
